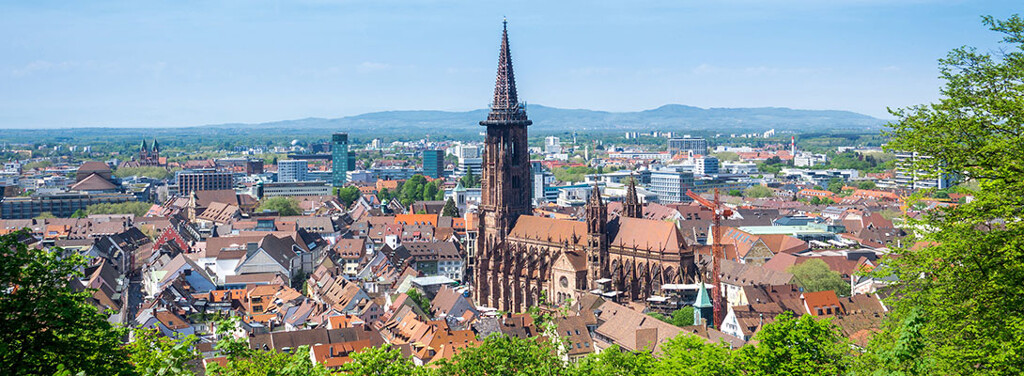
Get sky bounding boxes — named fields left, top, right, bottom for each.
left=0, top=0, right=1020, bottom=128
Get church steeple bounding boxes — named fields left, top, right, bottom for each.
left=624, top=176, right=643, bottom=219
left=152, top=139, right=160, bottom=152
left=481, top=19, right=531, bottom=127
left=140, top=139, right=149, bottom=152
left=586, top=183, right=606, bottom=234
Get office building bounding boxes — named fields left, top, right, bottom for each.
left=332, top=133, right=356, bottom=187
left=544, top=136, right=562, bottom=154
left=695, top=156, right=720, bottom=175
left=177, top=170, right=234, bottom=194
left=259, top=181, right=332, bottom=198
left=278, top=160, right=309, bottom=183
left=649, top=167, right=695, bottom=203
left=456, top=157, right=482, bottom=178
left=668, top=136, right=708, bottom=155
left=1, top=192, right=136, bottom=219
left=422, top=150, right=444, bottom=179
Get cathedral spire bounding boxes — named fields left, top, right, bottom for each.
left=481, top=19, right=531, bottom=126
left=140, top=139, right=148, bottom=152
left=624, top=175, right=643, bottom=219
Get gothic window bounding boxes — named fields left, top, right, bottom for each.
left=559, top=276, right=569, bottom=288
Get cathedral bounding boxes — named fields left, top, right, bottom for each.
left=473, top=22, right=698, bottom=313
left=122, top=139, right=165, bottom=168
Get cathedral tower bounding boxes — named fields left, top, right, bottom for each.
left=474, top=20, right=534, bottom=310
left=585, top=184, right=609, bottom=290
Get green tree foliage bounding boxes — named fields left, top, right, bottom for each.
left=207, top=317, right=330, bottom=376
left=337, top=344, right=425, bottom=376
left=378, top=187, right=392, bottom=202
left=743, top=185, right=774, bottom=198
left=655, top=335, right=739, bottom=376
left=114, top=166, right=173, bottom=180
left=441, top=197, right=459, bottom=217
left=86, top=201, right=152, bottom=217
left=570, top=345, right=656, bottom=376
left=70, top=209, right=87, bottom=218
left=23, top=160, right=53, bottom=170
left=258, top=197, right=301, bottom=216
left=459, top=169, right=480, bottom=188
left=869, top=15, right=1024, bottom=374
left=736, top=312, right=849, bottom=375
left=335, top=186, right=362, bottom=208
left=396, top=175, right=444, bottom=207
left=405, top=289, right=433, bottom=316
left=551, top=166, right=597, bottom=183
left=0, top=230, right=133, bottom=375
left=827, top=177, right=845, bottom=194
left=727, top=189, right=743, bottom=197
left=33, top=211, right=56, bottom=219
left=127, top=329, right=200, bottom=376
left=857, top=180, right=877, bottom=190
left=787, top=259, right=850, bottom=297
left=649, top=306, right=694, bottom=327
left=435, top=334, right=566, bottom=376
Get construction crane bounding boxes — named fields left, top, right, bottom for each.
left=686, top=188, right=732, bottom=329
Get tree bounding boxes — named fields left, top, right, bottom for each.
left=857, top=180, right=877, bottom=190
left=70, top=209, right=87, bottom=218
left=405, top=289, right=432, bottom=316
left=0, top=230, right=133, bottom=375
left=114, top=166, right=173, bottom=180
left=435, top=334, right=567, bottom=376
left=206, top=317, right=330, bottom=376
left=743, top=185, right=774, bottom=198
left=33, top=211, right=56, bottom=219
left=570, top=345, right=655, bottom=376
left=655, top=334, right=739, bottom=376
left=337, top=344, right=422, bottom=376
left=422, top=181, right=440, bottom=202
left=258, top=197, right=301, bottom=216
left=869, top=15, right=1024, bottom=374
left=727, top=189, right=743, bottom=197
left=827, top=177, right=845, bottom=194
left=336, top=186, right=361, bottom=208
left=459, top=169, right=480, bottom=188
left=378, top=187, right=391, bottom=202
left=787, top=259, right=850, bottom=296
left=736, top=312, right=849, bottom=375
left=127, top=329, right=200, bottom=376
left=649, top=306, right=694, bottom=327
left=442, top=197, right=459, bottom=217
left=85, top=201, right=152, bottom=217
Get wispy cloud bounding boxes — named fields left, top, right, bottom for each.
left=356, top=61, right=392, bottom=73
left=11, top=60, right=80, bottom=77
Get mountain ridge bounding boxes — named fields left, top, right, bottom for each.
left=198, top=104, right=884, bottom=133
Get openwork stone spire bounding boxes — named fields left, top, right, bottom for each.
left=624, top=176, right=643, bottom=219
left=481, top=19, right=532, bottom=126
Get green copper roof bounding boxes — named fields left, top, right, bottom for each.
left=694, top=281, right=713, bottom=308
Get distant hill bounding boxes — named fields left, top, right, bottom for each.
left=204, top=104, right=884, bottom=134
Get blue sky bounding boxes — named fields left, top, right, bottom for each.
left=0, top=0, right=1019, bottom=128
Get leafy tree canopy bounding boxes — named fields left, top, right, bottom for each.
left=258, top=197, right=301, bottom=216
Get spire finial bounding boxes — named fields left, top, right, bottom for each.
left=503, top=17, right=507, bottom=30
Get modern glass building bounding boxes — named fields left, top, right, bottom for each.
left=422, top=149, right=444, bottom=178
left=331, top=133, right=354, bottom=187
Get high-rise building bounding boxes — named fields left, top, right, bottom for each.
left=668, top=136, right=709, bottom=155
left=277, top=160, right=308, bottom=183
left=332, top=133, right=354, bottom=187
left=176, top=170, right=235, bottom=195
left=422, top=150, right=444, bottom=178
left=544, top=136, right=562, bottom=154
left=649, top=167, right=695, bottom=203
